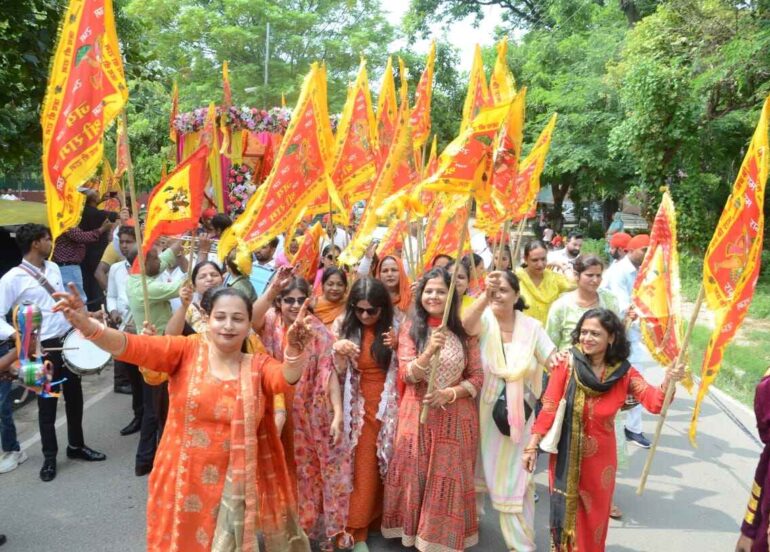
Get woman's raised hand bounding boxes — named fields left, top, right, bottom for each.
left=179, top=281, right=194, bottom=308
left=485, top=271, right=503, bottom=300
left=141, top=321, right=158, bottom=337
left=383, top=326, right=398, bottom=350
left=286, top=299, right=313, bottom=351
left=333, top=339, right=360, bottom=359
left=666, top=361, right=686, bottom=383
left=52, top=283, right=93, bottom=332
left=269, top=265, right=295, bottom=298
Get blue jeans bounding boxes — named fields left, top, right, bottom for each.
left=58, top=264, right=86, bottom=302
left=0, top=342, right=19, bottom=453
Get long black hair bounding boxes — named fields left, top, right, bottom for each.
left=409, top=267, right=468, bottom=355
left=571, top=308, right=630, bottom=365
left=340, top=278, right=394, bottom=370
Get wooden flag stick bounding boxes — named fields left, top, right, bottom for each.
left=494, top=220, right=512, bottom=270
left=402, top=215, right=417, bottom=280
left=420, top=194, right=473, bottom=424
left=416, top=216, right=425, bottom=275
left=637, top=284, right=706, bottom=495
left=120, top=110, right=151, bottom=323
left=510, top=217, right=527, bottom=268
left=187, top=235, right=197, bottom=283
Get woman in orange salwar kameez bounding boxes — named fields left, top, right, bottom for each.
left=375, top=255, right=412, bottom=323
left=382, top=267, right=483, bottom=552
left=523, top=308, right=685, bottom=551
left=52, top=285, right=312, bottom=551
left=331, top=278, right=400, bottom=552
left=253, top=272, right=353, bottom=551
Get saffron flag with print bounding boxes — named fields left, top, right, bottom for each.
left=410, top=41, right=436, bottom=149
left=490, top=37, right=516, bottom=107
left=136, top=144, right=210, bottom=271
left=690, top=95, right=770, bottom=445
left=41, top=0, right=128, bottom=243
left=476, top=88, right=527, bottom=230
left=291, top=222, right=325, bottom=284
left=220, top=64, right=340, bottom=259
left=330, top=59, right=379, bottom=209
left=421, top=192, right=471, bottom=268
left=376, top=56, right=398, bottom=163
left=631, top=190, right=690, bottom=389
left=460, top=45, right=491, bottom=134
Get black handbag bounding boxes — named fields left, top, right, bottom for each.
left=491, top=339, right=533, bottom=436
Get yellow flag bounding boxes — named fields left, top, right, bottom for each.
left=376, top=56, right=398, bottom=161
left=202, top=103, right=225, bottom=211
left=490, top=37, right=516, bottom=106
left=460, top=45, right=491, bottom=134
left=41, top=0, right=128, bottom=243
left=410, top=41, right=436, bottom=148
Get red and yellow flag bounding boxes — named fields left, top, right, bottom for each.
left=330, top=59, right=379, bottom=208
left=460, top=45, right=491, bottom=134
left=508, top=113, right=557, bottom=223
left=138, top=144, right=210, bottom=269
left=632, top=189, right=688, bottom=387
left=476, top=88, right=527, bottom=229
left=41, top=0, right=128, bottom=242
left=422, top=192, right=471, bottom=268
left=410, top=41, right=436, bottom=149
left=291, top=222, right=325, bottom=284
left=376, top=56, right=398, bottom=163
left=221, top=64, right=339, bottom=260
left=169, top=81, right=179, bottom=144
left=490, top=37, right=516, bottom=107
left=115, top=113, right=130, bottom=179
left=690, top=95, right=770, bottom=445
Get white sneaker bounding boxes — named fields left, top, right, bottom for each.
left=0, top=450, right=28, bottom=474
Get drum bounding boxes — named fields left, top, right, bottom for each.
left=62, top=331, right=111, bottom=376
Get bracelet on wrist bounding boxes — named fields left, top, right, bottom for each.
left=447, top=387, right=458, bottom=404
left=82, top=321, right=105, bottom=341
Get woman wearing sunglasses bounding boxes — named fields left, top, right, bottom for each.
left=252, top=269, right=353, bottom=551
left=313, top=267, right=349, bottom=328
left=382, top=267, right=483, bottom=551
left=331, top=278, right=399, bottom=552
left=314, top=244, right=343, bottom=290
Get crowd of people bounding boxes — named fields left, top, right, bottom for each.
left=3, top=193, right=752, bottom=552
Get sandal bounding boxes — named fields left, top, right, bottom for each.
left=610, top=503, right=623, bottom=520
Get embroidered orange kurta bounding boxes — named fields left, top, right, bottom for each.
left=115, top=333, right=292, bottom=551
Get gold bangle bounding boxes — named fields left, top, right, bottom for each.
left=447, top=387, right=457, bottom=404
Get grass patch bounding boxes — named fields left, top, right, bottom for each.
left=688, top=324, right=770, bottom=406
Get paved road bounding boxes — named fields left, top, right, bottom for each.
left=0, top=352, right=759, bottom=551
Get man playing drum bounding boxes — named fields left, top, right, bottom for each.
left=0, top=223, right=106, bottom=482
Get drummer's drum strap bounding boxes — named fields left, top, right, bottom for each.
left=17, top=261, right=57, bottom=298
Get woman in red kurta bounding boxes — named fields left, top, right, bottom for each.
left=522, top=308, right=685, bottom=552
left=53, top=285, right=313, bottom=551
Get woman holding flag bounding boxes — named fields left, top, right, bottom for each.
left=522, top=308, right=685, bottom=551
left=382, top=267, right=483, bottom=552
left=462, top=270, right=557, bottom=552
left=253, top=270, right=353, bottom=550
left=52, top=284, right=311, bottom=551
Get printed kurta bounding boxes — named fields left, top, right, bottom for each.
left=382, top=323, right=483, bottom=552
left=260, top=309, right=353, bottom=548
left=114, top=333, right=301, bottom=551
left=532, top=358, right=667, bottom=551
left=476, top=310, right=554, bottom=551
left=515, top=268, right=575, bottom=325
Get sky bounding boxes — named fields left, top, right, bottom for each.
left=383, top=0, right=505, bottom=73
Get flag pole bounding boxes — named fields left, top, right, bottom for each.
left=120, top=110, right=151, bottom=323
left=420, top=194, right=473, bottom=424
left=510, top=217, right=527, bottom=267
left=495, top=219, right=511, bottom=270
left=637, top=284, right=705, bottom=495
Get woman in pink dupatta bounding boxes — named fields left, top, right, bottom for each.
left=253, top=270, right=353, bottom=551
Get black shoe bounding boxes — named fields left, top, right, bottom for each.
left=120, top=417, right=142, bottom=436
left=114, top=384, right=132, bottom=395
left=0, top=534, right=6, bottom=546
left=624, top=428, right=652, bottom=449
left=66, top=445, right=107, bottom=462
left=135, top=464, right=152, bottom=477
left=39, top=459, right=56, bottom=482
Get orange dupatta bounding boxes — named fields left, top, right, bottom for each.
left=376, top=255, right=412, bottom=314
left=313, top=295, right=346, bottom=327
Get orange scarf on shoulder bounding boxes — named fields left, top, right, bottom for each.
left=313, top=295, right=346, bottom=327
left=376, top=255, right=413, bottom=313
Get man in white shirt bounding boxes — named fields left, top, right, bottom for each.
left=0, top=224, right=106, bottom=482
left=601, top=233, right=652, bottom=448
left=106, top=226, right=142, bottom=437
left=547, top=230, right=583, bottom=273
left=320, top=215, right=350, bottom=252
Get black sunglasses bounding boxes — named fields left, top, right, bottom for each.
left=281, top=296, right=308, bottom=306
left=354, top=306, right=380, bottom=316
